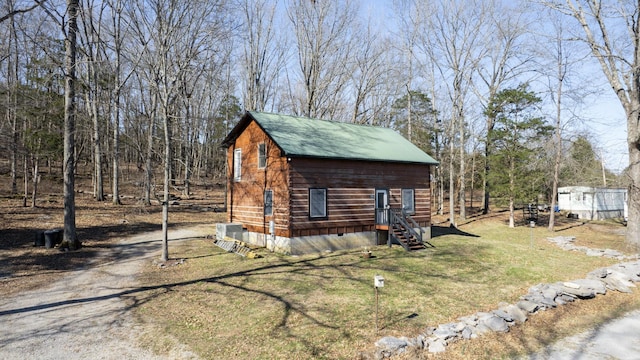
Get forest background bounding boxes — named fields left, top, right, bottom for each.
left=0, top=0, right=630, bottom=236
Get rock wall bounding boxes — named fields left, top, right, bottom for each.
left=373, top=236, right=640, bottom=359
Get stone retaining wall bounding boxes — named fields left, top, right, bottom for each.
left=373, top=236, right=640, bottom=359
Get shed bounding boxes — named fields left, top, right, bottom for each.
left=220, top=111, right=439, bottom=255
left=557, top=186, right=627, bottom=221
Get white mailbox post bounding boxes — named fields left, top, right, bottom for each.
left=374, top=275, right=384, bottom=333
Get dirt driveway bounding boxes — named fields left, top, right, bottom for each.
left=0, top=226, right=210, bottom=360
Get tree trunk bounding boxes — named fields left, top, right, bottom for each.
left=458, top=117, right=466, bottom=220
left=111, top=2, right=123, bottom=206
left=509, top=158, right=515, bottom=228
left=548, top=67, right=563, bottom=231
left=63, top=0, right=79, bottom=249
left=9, top=10, right=18, bottom=196
left=112, top=95, right=121, bottom=205
left=483, top=115, right=495, bottom=215
left=161, top=107, right=171, bottom=262
left=449, top=138, right=456, bottom=227
left=144, top=113, right=154, bottom=206
left=90, top=86, right=104, bottom=201
left=627, top=115, right=640, bottom=249
left=32, top=156, right=39, bottom=208
left=22, top=154, right=28, bottom=207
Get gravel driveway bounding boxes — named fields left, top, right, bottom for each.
left=0, top=227, right=209, bottom=360
left=522, top=309, right=640, bottom=360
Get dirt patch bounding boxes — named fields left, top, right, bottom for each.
left=0, top=174, right=226, bottom=296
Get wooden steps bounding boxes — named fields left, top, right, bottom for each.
left=213, top=237, right=260, bottom=258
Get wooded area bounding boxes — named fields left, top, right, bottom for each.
left=0, top=0, right=636, bottom=247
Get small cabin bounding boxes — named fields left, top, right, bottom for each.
left=557, top=186, right=627, bottom=221
left=220, top=111, right=439, bottom=255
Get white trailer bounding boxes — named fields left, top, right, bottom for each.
left=557, top=186, right=627, bottom=220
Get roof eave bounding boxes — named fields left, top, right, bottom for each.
left=284, top=153, right=438, bottom=165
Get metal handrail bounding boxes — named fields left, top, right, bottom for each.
left=389, top=208, right=423, bottom=248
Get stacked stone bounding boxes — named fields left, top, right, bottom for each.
left=374, top=260, right=640, bottom=359
left=546, top=236, right=635, bottom=260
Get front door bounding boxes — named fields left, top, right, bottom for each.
left=375, top=189, right=389, bottom=225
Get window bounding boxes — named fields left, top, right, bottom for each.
left=264, top=190, right=273, bottom=216
left=233, top=148, right=242, bottom=181
left=258, top=143, right=267, bottom=169
left=402, top=189, right=415, bottom=214
left=309, top=188, right=327, bottom=218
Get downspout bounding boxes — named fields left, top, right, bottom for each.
left=228, top=144, right=234, bottom=222
left=263, top=143, right=267, bottom=236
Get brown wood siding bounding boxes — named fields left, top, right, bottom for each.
left=288, top=158, right=431, bottom=237
left=227, top=131, right=433, bottom=238
left=226, top=120, right=291, bottom=237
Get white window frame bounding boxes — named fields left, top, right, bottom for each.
left=233, top=148, right=242, bottom=181
left=258, top=143, right=267, bottom=169
left=309, top=188, right=327, bottom=218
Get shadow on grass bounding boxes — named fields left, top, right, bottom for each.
left=0, top=221, right=213, bottom=279
left=0, top=236, right=496, bottom=358
left=432, top=224, right=480, bottom=238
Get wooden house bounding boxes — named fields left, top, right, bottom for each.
left=220, top=111, right=439, bottom=255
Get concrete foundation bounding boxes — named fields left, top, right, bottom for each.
left=216, top=223, right=244, bottom=241
left=245, top=230, right=377, bottom=255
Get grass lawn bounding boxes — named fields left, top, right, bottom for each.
left=132, top=215, right=638, bottom=359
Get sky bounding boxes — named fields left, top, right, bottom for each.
left=359, top=0, right=630, bottom=175
left=583, top=94, right=628, bottom=175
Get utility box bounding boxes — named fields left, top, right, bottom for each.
left=216, top=223, right=243, bottom=241
left=374, top=275, right=384, bottom=288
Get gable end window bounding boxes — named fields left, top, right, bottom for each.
left=309, top=188, right=327, bottom=218
left=402, top=188, right=415, bottom=214
left=264, top=190, right=273, bottom=216
left=258, top=143, right=267, bottom=169
left=233, top=148, right=242, bottom=181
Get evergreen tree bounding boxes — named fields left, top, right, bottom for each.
left=485, top=84, right=552, bottom=227
left=389, top=90, right=439, bottom=153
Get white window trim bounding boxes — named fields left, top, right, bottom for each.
left=233, top=148, right=242, bottom=181
left=258, top=143, right=267, bottom=169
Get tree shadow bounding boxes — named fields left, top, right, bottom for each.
left=0, top=235, right=496, bottom=358
left=432, top=224, right=480, bottom=238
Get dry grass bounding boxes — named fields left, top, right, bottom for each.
left=2, top=172, right=638, bottom=359
left=131, top=211, right=637, bottom=359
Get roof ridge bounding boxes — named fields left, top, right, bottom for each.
left=249, top=110, right=384, bottom=129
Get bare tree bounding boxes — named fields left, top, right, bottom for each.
left=535, top=9, right=588, bottom=231
left=78, top=0, right=108, bottom=201
left=287, top=0, right=356, bottom=119
left=5, top=0, right=20, bottom=195
left=109, top=0, right=125, bottom=205
left=545, top=1, right=640, bottom=247
left=418, top=0, right=487, bottom=225
left=63, top=0, right=79, bottom=249
left=476, top=2, right=532, bottom=215
left=129, top=0, right=230, bottom=261
left=0, top=0, right=44, bottom=23
left=239, top=0, right=283, bottom=112
left=347, top=19, right=387, bottom=124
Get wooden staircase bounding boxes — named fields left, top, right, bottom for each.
left=387, top=208, right=434, bottom=251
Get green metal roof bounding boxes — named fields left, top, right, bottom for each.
left=225, top=111, right=439, bottom=165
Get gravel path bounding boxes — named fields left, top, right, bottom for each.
left=522, top=309, right=640, bottom=360
left=0, top=227, right=210, bottom=360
